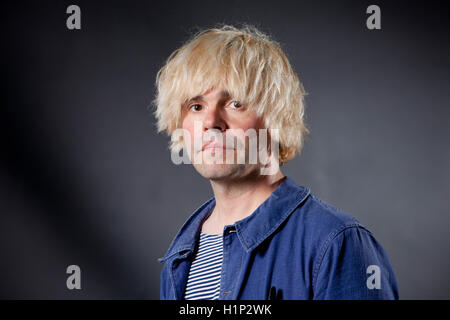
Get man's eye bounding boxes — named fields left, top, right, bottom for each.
left=229, top=101, right=243, bottom=109
left=189, top=104, right=202, bottom=112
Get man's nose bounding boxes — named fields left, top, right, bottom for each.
left=202, top=105, right=226, bottom=132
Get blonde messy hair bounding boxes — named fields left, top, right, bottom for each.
left=152, top=24, right=309, bottom=164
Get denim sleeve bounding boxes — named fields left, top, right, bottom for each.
left=160, top=263, right=170, bottom=300
left=313, top=226, right=399, bottom=300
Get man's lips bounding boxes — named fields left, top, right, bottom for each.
left=201, top=141, right=235, bottom=151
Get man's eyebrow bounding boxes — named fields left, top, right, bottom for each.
left=187, top=90, right=232, bottom=103
left=188, top=95, right=205, bottom=102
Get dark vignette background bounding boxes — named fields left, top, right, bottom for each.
left=1, top=0, right=449, bottom=299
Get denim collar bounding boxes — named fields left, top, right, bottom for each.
left=158, top=176, right=310, bottom=262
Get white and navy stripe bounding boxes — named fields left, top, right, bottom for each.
left=184, top=232, right=223, bottom=300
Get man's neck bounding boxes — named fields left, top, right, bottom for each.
left=202, top=170, right=286, bottom=234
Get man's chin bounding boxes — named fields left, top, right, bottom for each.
left=192, top=162, right=244, bottom=180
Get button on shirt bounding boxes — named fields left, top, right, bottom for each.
left=158, top=176, right=399, bottom=300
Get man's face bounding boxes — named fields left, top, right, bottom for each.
left=181, top=87, right=266, bottom=181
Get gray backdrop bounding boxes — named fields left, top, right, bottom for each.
left=1, top=0, right=449, bottom=299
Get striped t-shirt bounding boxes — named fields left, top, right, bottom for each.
left=184, top=232, right=223, bottom=300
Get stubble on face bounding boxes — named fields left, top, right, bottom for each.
left=180, top=88, right=269, bottom=181
left=192, top=146, right=260, bottom=182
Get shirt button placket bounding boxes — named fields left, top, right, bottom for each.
left=221, top=226, right=236, bottom=299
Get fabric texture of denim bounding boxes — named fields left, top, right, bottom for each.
left=158, top=176, right=399, bottom=300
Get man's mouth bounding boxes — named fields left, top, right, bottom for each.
left=202, top=141, right=234, bottom=151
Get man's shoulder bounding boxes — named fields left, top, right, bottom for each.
left=278, top=191, right=378, bottom=274
left=289, top=191, right=371, bottom=243
left=304, top=193, right=362, bottom=225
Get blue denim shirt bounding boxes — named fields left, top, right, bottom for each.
left=158, top=176, right=399, bottom=300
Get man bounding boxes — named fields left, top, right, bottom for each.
left=153, top=24, right=399, bottom=300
